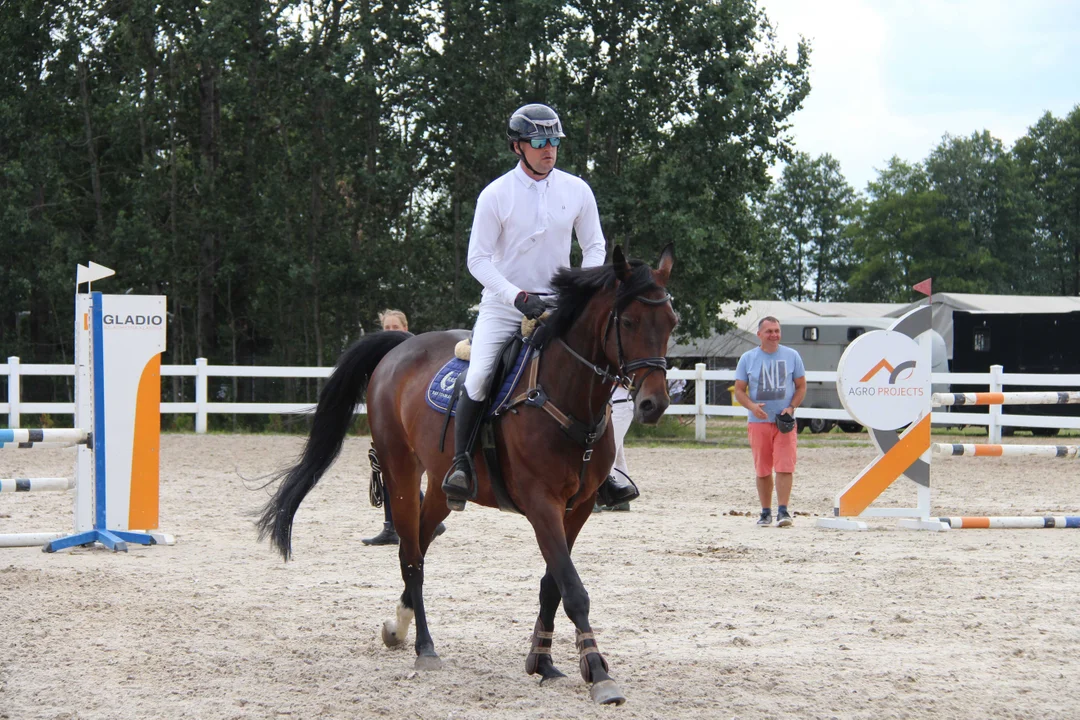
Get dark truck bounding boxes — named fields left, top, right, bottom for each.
left=950, top=310, right=1080, bottom=437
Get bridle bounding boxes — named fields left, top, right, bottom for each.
left=556, top=289, right=672, bottom=398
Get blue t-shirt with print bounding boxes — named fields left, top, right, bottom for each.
left=735, top=345, right=806, bottom=423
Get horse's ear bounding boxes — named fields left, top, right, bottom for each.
left=613, top=245, right=631, bottom=282
left=655, top=243, right=674, bottom=285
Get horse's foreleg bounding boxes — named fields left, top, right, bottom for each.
left=525, top=571, right=566, bottom=683
left=526, top=491, right=595, bottom=683
left=529, top=499, right=625, bottom=705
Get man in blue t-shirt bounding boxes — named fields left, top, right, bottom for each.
left=733, top=316, right=807, bottom=528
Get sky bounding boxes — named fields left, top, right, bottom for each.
left=757, top=0, right=1080, bottom=191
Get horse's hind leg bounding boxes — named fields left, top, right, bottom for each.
left=376, top=440, right=442, bottom=670
left=528, top=499, right=625, bottom=705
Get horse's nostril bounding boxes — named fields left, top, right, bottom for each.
left=639, top=399, right=655, bottom=414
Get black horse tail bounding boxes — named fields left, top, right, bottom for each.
left=257, top=331, right=411, bottom=560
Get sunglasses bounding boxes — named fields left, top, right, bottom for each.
left=529, top=137, right=562, bottom=149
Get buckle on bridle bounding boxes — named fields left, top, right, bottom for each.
left=582, top=449, right=593, bottom=462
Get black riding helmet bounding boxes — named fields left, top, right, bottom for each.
left=506, top=103, right=565, bottom=152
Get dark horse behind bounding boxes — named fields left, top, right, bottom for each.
left=257, top=245, right=677, bottom=705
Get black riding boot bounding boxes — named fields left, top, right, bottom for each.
left=362, top=521, right=399, bottom=545
left=441, top=393, right=486, bottom=511
left=363, top=501, right=398, bottom=545
left=597, top=472, right=639, bottom=508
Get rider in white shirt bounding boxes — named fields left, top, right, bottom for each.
left=442, top=103, right=638, bottom=511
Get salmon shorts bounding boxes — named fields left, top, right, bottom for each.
left=748, top=421, right=797, bottom=477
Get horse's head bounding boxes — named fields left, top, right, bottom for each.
left=606, top=244, right=677, bottom=425
left=547, top=246, right=678, bottom=425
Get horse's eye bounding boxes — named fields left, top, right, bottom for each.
left=621, top=317, right=634, bottom=329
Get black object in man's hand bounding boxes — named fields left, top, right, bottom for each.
left=514, top=291, right=546, bottom=320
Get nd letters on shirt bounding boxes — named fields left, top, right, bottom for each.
left=735, top=346, right=805, bottom=423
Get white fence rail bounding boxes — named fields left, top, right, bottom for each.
left=5, top=356, right=1080, bottom=441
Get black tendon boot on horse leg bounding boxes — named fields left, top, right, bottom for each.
left=441, top=392, right=486, bottom=511
left=526, top=571, right=568, bottom=684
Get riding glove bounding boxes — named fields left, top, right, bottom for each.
left=514, top=291, right=546, bottom=320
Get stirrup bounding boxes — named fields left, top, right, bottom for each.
left=441, top=454, right=476, bottom=511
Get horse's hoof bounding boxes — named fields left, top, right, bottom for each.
left=414, top=654, right=443, bottom=671
left=382, top=621, right=404, bottom=647
left=446, top=497, right=466, bottom=512
left=590, top=679, right=626, bottom=706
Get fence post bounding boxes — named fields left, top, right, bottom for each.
left=195, top=358, right=208, bottom=434
left=7, top=356, right=20, bottom=429
left=694, top=362, right=706, bottom=442
left=988, top=364, right=1003, bottom=443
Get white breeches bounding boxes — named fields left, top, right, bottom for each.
left=610, top=387, right=633, bottom=480
left=463, top=300, right=524, bottom=401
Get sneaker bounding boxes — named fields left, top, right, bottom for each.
left=756, top=511, right=772, bottom=526
left=776, top=510, right=793, bottom=528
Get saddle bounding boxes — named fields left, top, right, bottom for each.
left=425, top=332, right=539, bottom=515
left=425, top=333, right=533, bottom=418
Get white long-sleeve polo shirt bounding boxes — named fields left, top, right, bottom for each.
left=467, top=164, right=608, bottom=306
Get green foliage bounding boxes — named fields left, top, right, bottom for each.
left=840, top=128, right=1056, bottom=301
left=0, top=0, right=809, bottom=394
left=7, top=0, right=1077, bottom=431
left=757, top=152, right=857, bottom=301
left=1014, top=108, right=1080, bottom=295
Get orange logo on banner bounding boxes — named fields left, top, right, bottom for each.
left=860, top=359, right=917, bottom=384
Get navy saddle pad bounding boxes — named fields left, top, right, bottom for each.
left=426, top=343, right=534, bottom=417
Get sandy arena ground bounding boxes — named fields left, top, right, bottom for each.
left=2, top=432, right=1080, bottom=719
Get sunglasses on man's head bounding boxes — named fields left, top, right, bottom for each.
left=529, top=137, right=561, bottom=149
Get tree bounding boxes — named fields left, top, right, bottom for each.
left=759, top=152, right=856, bottom=301
left=924, top=130, right=1040, bottom=294
left=1014, top=107, right=1080, bottom=295
left=845, top=157, right=956, bottom=301
left=0, top=0, right=812, bottom=425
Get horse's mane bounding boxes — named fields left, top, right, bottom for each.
left=544, top=260, right=661, bottom=339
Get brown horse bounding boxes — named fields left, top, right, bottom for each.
left=257, top=245, right=677, bottom=705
